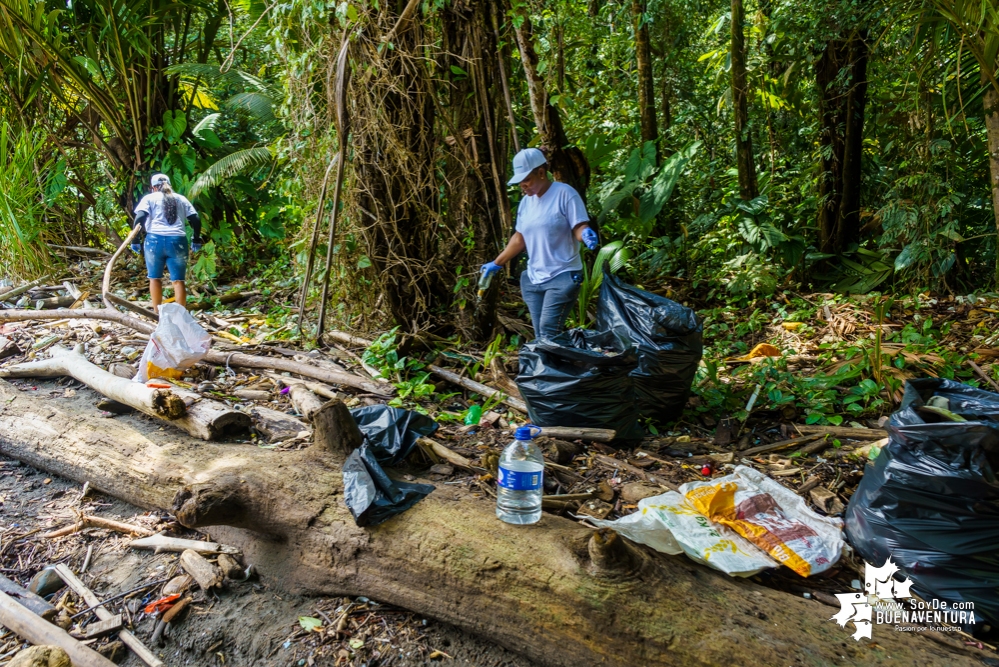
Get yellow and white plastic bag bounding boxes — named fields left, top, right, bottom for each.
left=587, top=490, right=778, bottom=577
left=134, top=303, right=212, bottom=383
left=680, top=465, right=844, bottom=577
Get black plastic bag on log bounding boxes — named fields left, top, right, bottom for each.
left=844, top=379, right=999, bottom=627
left=343, top=405, right=437, bottom=527
left=516, top=328, right=644, bottom=441
left=595, top=270, right=702, bottom=423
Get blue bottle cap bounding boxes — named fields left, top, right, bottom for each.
left=515, top=425, right=542, bottom=440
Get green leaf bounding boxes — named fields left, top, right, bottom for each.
left=450, top=65, right=468, bottom=76
left=162, top=110, right=187, bottom=144
left=346, top=3, right=358, bottom=21
left=894, top=243, right=917, bottom=271
left=299, top=616, right=323, bottom=632
left=357, top=255, right=372, bottom=269
left=349, top=638, right=364, bottom=649
left=826, top=415, right=844, bottom=426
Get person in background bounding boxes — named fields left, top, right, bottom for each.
left=131, top=173, right=203, bottom=312
left=481, top=148, right=599, bottom=339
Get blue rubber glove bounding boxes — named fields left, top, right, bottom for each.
left=480, top=261, right=502, bottom=277
left=191, top=242, right=203, bottom=253
left=130, top=243, right=141, bottom=254
left=581, top=227, right=599, bottom=251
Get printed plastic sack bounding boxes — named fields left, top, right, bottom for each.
left=681, top=466, right=844, bottom=577
left=844, top=379, right=999, bottom=626
left=596, top=270, right=702, bottom=423
left=588, top=490, right=778, bottom=577
left=516, top=328, right=644, bottom=441
left=343, top=405, right=437, bottom=527
left=134, top=303, right=212, bottom=383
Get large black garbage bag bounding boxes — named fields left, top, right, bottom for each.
left=343, top=405, right=437, bottom=527
left=516, top=328, right=644, bottom=440
left=844, top=379, right=999, bottom=626
left=595, top=270, right=702, bottom=423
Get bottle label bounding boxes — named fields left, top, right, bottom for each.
left=497, top=465, right=542, bottom=491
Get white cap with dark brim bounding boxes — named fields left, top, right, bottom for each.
left=151, top=173, right=170, bottom=187
left=507, top=148, right=547, bottom=185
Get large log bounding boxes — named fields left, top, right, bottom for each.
left=0, top=380, right=973, bottom=667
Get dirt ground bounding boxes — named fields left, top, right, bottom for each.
left=0, top=384, right=536, bottom=667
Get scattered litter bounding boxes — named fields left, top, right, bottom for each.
left=134, top=303, right=211, bottom=383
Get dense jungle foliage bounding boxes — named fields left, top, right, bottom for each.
left=3, top=0, right=999, bottom=339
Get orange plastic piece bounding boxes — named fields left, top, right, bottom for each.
left=144, top=594, right=181, bottom=615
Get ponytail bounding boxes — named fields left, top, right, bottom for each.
left=160, top=182, right=179, bottom=226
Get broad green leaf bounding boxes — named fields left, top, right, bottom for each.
left=299, top=616, right=322, bottom=632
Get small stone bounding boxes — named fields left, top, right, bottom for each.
left=620, top=482, right=660, bottom=504
left=27, top=567, right=64, bottom=597
left=162, top=574, right=194, bottom=596
left=8, top=645, right=72, bottom=667
left=429, top=464, right=454, bottom=476
left=42, top=478, right=51, bottom=484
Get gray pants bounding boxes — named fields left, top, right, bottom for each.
left=520, top=270, right=582, bottom=340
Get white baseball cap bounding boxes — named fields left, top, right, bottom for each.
left=151, top=173, right=170, bottom=187
left=508, top=148, right=547, bottom=185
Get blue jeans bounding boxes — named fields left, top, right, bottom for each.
left=144, top=234, right=188, bottom=282
left=520, top=270, right=583, bottom=340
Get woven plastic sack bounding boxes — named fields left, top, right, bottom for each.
left=588, top=490, right=777, bottom=577
left=681, top=466, right=844, bottom=577
left=134, top=303, right=212, bottom=383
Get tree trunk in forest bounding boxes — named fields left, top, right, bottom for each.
left=816, top=30, right=869, bottom=255
left=984, top=82, right=999, bottom=285
left=633, top=0, right=658, bottom=162
left=0, top=382, right=976, bottom=667
left=511, top=9, right=591, bottom=203
left=441, top=1, right=509, bottom=341
left=731, top=0, right=758, bottom=201
left=350, top=7, right=445, bottom=334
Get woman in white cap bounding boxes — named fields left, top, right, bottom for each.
left=131, top=174, right=203, bottom=311
left=481, top=148, right=599, bottom=339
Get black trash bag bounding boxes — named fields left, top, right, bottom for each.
left=595, top=270, right=702, bottom=423
left=844, top=378, right=999, bottom=626
left=516, top=328, right=644, bottom=440
left=343, top=405, right=438, bottom=527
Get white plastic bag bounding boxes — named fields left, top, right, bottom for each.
left=680, top=466, right=844, bottom=577
left=589, top=465, right=845, bottom=578
left=588, top=491, right=777, bottom=577
left=134, top=303, right=212, bottom=383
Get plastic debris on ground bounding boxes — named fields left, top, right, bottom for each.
left=845, top=378, right=999, bottom=626
left=343, top=405, right=438, bottom=527
left=589, top=465, right=844, bottom=578
left=134, top=302, right=212, bottom=382
left=595, top=269, right=702, bottom=423
left=516, top=327, right=645, bottom=441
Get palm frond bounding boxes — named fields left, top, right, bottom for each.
left=188, top=146, right=273, bottom=199
left=193, top=112, right=221, bottom=136
left=224, top=92, right=277, bottom=124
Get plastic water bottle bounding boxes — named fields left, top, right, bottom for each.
left=496, top=425, right=544, bottom=524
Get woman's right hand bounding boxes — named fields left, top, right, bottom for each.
left=481, top=262, right=502, bottom=276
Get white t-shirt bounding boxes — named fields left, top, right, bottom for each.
left=515, top=181, right=589, bottom=284
left=134, top=191, right=197, bottom=237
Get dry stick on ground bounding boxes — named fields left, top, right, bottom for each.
left=791, top=424, right=887, bottom=439
left=0, top=589, right=117, bottom=667
left=288, top=384, right=326, bottom=421
left=51, top=245, right=112, bottom=258
left=428, top=364, right=528, bottom=413
left=0, top=310, right=394, bottom=395
left=0, top=274, right=51, bottom=302
left=102, top=223, right=141, bottom=311
left=968, top=359, right=999, bottom=393
left=0, top=574, right=57, bottom=620
left=41, top=514, right=155, bottom=539
left=0, top=383, right=972, bottom=667
left=324, top=330, right=374, bottom=347
left=53, top=564, right=164, bottom=667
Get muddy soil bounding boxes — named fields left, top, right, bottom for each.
left=0, top=384, right=536, bottom=667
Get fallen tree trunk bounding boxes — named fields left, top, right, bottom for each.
left=0, top=345, right=249, bottom=440
left=0, top=380, right=973, bottom=667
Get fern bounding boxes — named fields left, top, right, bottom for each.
left=224, top=92, right=277, bottom=124
left=188, top=146, right=273, bottom=199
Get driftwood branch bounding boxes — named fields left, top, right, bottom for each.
left=0, top=589, right=117, bottom=667
left=428, top=364, right=527, bottom=413
left=102, top=224, right=141, bottom=311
